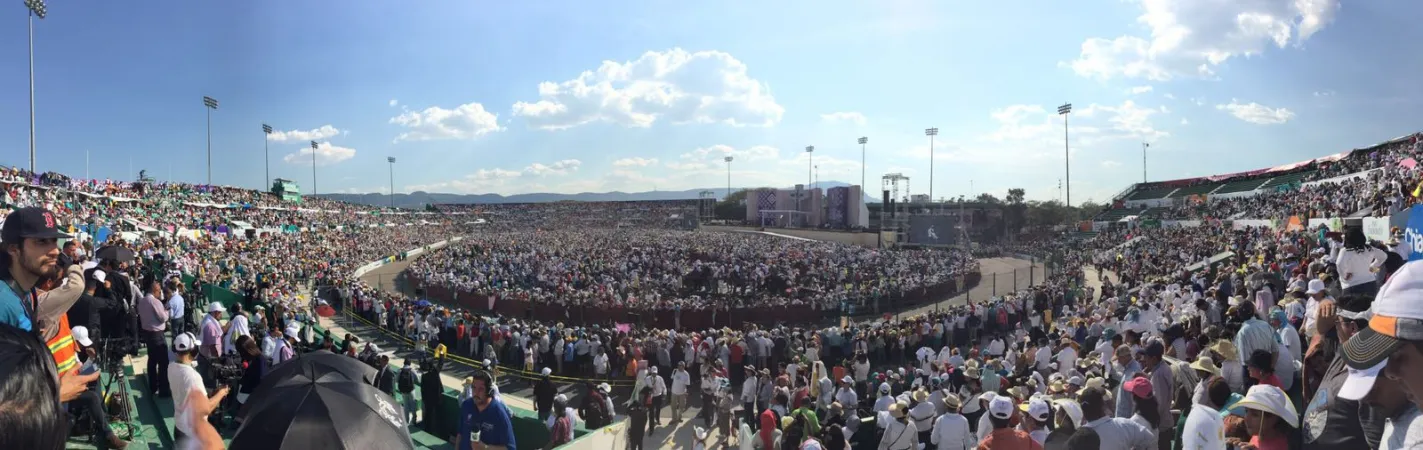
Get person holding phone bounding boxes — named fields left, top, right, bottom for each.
left=68, top=325, right=130, bottom=448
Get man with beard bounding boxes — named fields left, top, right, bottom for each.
left=0, top=207, right=76, bottom=335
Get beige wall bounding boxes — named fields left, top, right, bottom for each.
left=703, top=225, right=881, bottom=247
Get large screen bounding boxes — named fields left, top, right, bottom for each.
left=908, top=215, right=957, bottom=246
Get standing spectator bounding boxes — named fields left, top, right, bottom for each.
left=1334, top=227, right=1385, bottom=296
left=398, top=363, right=420, bottom=426
left=198, top=302, right=226, bottom=388
left=138, top=277, right=170, bottom=397
left=458, top=370, right=517, bottom=450
left=167, top=281, right=186, bottom=336
left=671, top=361, right=691, bottom=423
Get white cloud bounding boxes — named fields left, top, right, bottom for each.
left=612, top=157, right=658, bottom=167
left=1313, top=90, right=1334, bottom=97
left=1163, top=93, right=1176, bottom=100
left=820, top=112, right=867, bottom=125
left=665, top=161, right=711, bottom=171
left=681, top=144, right=781, bottom=162
left=267, top=125, right=343, bottom=142
left=511, top=48, right=784, bottom=130
left=1181, top=118, right=1190, bottom=125
left=389, top=102, right=502, bottom=142
left=1128, top=85, right=1154, bottom=95
left=1102, top=160, right=1123, bottom=168
left=406, top=168, right=523, bottom=194
left=282, top=141, right=356, bottom=166
left=1216, top=100, right=1295, bottom=125
left=523, top=159, right=582, bottom=176
left=1065, top=0, right=1340, bottom=81
left=388, top=99, right=398, bottom=107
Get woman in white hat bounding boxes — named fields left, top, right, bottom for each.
left=878, top=401, right=919, bottom=450
left=1234, top=384, right=1299, bottom=450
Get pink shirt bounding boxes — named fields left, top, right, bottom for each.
left=201, top=316, right=224, bottom=358
left=138, top=294, right=169, bottom=332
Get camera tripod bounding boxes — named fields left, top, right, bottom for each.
left=94, top=338, right=139, bottom=442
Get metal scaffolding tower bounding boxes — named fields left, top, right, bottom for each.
left=881, top=173, right=911, bottom=239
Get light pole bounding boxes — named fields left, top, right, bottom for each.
left=387, top=156, right=396, bottom=208
left=925, top=128, right=938, bottom=208
left=309, top=141, right=318, bottom=195
left=1142, top=142, right=1150, bottom=183
left=858, top=137, right=868, bottom=190
left=814, top=164, right=819, bottom=188
left=724, top=156, right=733, bottom=199
left=203, top=96, right=219, bottom=185
left=24, top=0, right=45, bottom=174
left=805, top=145, right=814, bottom=226
left=262, top=124, right=273, bottom=189
left=1057, top=103, right=1072, bottom=206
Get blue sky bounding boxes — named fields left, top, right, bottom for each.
left=1, top=0, right=1419, bottom=205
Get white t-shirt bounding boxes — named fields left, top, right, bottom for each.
left=1180, top=405, right=1225, bottom=450
left=168, top=361, right=206, bottom=437
left=671, top=369, right=691, bottom=395
left=1383, top=405, right=1423, bottom=450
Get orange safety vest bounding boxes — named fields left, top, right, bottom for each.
left=47, top=314, right=79, bottom=373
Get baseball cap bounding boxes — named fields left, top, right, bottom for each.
left=71, top=325, right=92, bottom=347
left=988, top=396, right=1014, bottom=419
left=91, top=270, right=106, bottom=284
left=1123, top=376, right=1154, bottom=399
left=1141, top=340, right=1165, bottom=358
left=207, top=302, right=226, bottom=313
left=0, top=207, right=72, bottom=243
left=1306, top=279, right=1326, bottom=295
left=1344, top=260, right=1423, bottom=370
left=1337, top=360, right=1386, bottom=401
left=1019, top=398, right=1050, bottom=421
left=173, top=332, right=198, bottom=352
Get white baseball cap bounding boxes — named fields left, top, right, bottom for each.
left=988, top=396, right=1014, bottom=420
left=1306, top=279, right=1326, bottom=295
left=1338, top=359, right=1386, bottom=401
left=91, top=271, right=106, bottom=284
left=1020, top=398, right=1050, bottom=421
left=542, top=367, right=552, bottom=376
left=173, top=332, right=198, bottom=352
left=208, top=302, right=226, bottom=313
left=71, top=326, right=92, bottom=347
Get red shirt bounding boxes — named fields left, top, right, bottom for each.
left=1256, top=373, right=1283, bottom=388
left=976, top=428, right=1043, bottom=450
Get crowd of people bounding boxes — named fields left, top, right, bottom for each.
left=1119, top=135, right=1423, bottom=222
left=7, top=139, right=1423, bottom=450
left=404, top=229, right=977, bottom=313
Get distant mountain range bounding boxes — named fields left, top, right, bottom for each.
left=316, top=181, right=877, bottom=209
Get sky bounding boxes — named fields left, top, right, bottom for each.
left=1, top=0, right=1420, bottom=205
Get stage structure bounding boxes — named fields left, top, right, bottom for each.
left=698, top=190, right=717, bottom=221
left=745, top=183, right=867, bottom=228
left=881, top=173, right=910, bottom=237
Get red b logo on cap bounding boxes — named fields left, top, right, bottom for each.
left=42, top=212, right=54, bottom=229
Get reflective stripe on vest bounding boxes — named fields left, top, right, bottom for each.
left=47, top=315, right=78, bottom=373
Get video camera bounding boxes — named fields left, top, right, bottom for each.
left=209, top=353, right=245, bottom=386
left=96, top=337, right=140, bottom=374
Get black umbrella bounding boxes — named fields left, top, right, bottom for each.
left=231, top=353, right=413, bottom=450
left=250, top=351, right=377, bottom=393
left=93, top=246, right=136, bottom=263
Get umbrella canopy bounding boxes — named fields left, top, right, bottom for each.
left=232, top=353, right=413, bottom=450
left=413, top=299, right=432, bottom=308
left=251, top=351, right=377, bottom=390
left=93, top=246, right=136, bottom=263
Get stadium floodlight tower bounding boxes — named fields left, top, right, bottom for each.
left=925, top=127, right=938, bottom=207
left=803, top=146, right=814, bottom=218
left=262, top=124, right=273, bottom=189
left=387, top=156, right=396, bottom=208
left=724, top=156, right=733, bottom=199
left=1058, top=102, right=1072, bottom=206
left=309, top=141, right=319, bottom=195
left=203, top=96, right=219, bottom=185
left=24, top=0, right=45, bottom=173
left=858, top=137, right=868, bottom=191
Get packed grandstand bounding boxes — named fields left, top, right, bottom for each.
left=7, top=129, right=1423, bottom=450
